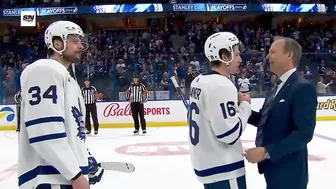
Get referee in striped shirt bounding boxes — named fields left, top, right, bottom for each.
left=126, top=75, right=149, bottom=135
left=81, top=78, right=100, bottom=135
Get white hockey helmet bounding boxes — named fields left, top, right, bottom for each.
left=44, top=20, right=87, bottom=55
left=204, top=32, right=240, bottom=66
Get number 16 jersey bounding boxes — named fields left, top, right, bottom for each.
left=188, top=71, right=252, bottom=184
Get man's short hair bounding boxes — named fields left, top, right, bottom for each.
left=274, top=36, right=302, bottom=67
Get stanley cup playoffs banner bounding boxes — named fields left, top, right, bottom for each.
left=167, top=3, right=247, bottom=12
left=0, top=3, right=331, bottom=17
left=1, top=3, right=163, bottom=17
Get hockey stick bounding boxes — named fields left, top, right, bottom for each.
left=170, top=76, right=189, bottom=110
left=98, top=162, right=135, bottom=173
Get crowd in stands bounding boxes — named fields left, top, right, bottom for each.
left=0, top=2, right=335, bottom=104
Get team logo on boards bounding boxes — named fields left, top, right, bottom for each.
left=71, top=106, right=86, bottom=141
left=20, top=11, right=36, bottom=27
left=0, top=107, right=15, bottom=122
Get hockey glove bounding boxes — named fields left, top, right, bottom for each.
left=88, top=155, right=104, bottom=185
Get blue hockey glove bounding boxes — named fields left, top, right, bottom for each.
left=88, top=155, right=104, bottom=185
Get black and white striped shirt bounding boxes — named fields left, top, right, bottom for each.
left=81, top=86, right=97, bottom=105
left=125, top=83, right=149, bottom=102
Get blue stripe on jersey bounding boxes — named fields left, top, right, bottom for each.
left=228, top=118, right=243, bottom=145
left=36, top=184, right=72, bottom=189
left=29, top=132, right=66, bottom=144
left=18, top=165, right=89, bottom=186
left=216, top=119, right=241, bottom=139
left=25, top=116, right=65, bottom=127
left=194, top=160, right=245, bottom=177
left=203, top=175, right=246, bottom=189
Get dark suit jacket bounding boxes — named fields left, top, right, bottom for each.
left=248, top=71, right=317, bottom=189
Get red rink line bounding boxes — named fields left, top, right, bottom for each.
left=0, top=164, right=17, bottom=181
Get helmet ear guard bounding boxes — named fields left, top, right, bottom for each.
left=217, top=45, right=237, bottom=68
left=218, top=52, right=234, bottom=67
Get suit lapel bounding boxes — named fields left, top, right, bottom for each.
left=270, top=71, right=299, bottom=110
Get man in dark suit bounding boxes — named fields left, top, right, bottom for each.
left=243, top=37, right=317, bottom=189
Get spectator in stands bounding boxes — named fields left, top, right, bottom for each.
left=238, top=73, right=251, bottom=93
left=189, top=56, right=200, bottom=73
left=2, top=75, right=15, bottom=104
left=159, top=72, right=169, bottom=91
left=139, top=69, right=153, bottom=90
left=185, top=66, right=196, bottom=98
left=1, top=12, right=336, bottom=102
left=316, top=76, right=333, bottom=95
left=176, top=59, right=187, bottom=84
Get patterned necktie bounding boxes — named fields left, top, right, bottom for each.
left=255, top=79, right=282, bottom=147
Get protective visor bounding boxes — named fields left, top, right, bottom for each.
left=67, top=33, right=89, bottom=52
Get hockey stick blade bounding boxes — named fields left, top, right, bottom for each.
left=98, top=162, right=135, bottom=173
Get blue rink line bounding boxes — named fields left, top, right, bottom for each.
left=314, top=133, right=336, bottom=143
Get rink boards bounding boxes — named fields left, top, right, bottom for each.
left=0, top=96, right=335, bottom=130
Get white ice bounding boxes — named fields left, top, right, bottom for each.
left=0, top=121, right=335, bottom=189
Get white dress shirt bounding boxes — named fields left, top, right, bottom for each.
left=275, top=68, right=297, bottom=96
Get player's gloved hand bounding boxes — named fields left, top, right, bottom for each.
left=88, top=155, right=104, bottom=185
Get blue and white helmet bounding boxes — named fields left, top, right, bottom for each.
left=204, top=32, right=240, bottom=66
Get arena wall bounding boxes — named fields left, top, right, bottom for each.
left=0, top=96, right=335, bottom=130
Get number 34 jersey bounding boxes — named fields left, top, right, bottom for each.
left=18, top=59, right=89, bottom=189
left=188, top=71, right=252, bottom=184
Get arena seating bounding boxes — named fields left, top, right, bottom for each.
left=0, top=1, right=335, bottom=104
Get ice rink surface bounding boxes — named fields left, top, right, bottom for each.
left=0, top=121, right=335, bottom=189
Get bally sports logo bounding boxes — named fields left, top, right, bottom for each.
left=103, top=103, right=170, bottom=117
left=20, top=10, right=36, bottom=27
left=317, top=99, right=336, bottom=111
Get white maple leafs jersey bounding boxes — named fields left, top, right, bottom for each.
left=18, top=59, right=89, bottom=188
left=188, top=71, right=252, bottom=184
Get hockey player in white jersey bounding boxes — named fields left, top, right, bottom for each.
left=188, top=32, right=252, bottom=189
left=18, top=21, right=104, bottom=189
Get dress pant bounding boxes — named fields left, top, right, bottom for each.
left=85, top=103, right=99, bottom=132
left=130, top=102, right=146, bottom=130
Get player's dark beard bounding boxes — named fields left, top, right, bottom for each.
left=62, top=51, right=81, bottom=63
